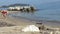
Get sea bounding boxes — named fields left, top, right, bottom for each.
left=1, top=1, right=60, bottom=22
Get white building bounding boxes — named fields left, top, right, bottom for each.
left=8, top=6, right=31, bottom=11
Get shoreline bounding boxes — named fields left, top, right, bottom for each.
left=0, top=11, right=60, bottom=28
left=9, top=14, right=60, bottom=28
left=0, top=11, right=60, bottom=34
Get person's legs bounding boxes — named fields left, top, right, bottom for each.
left=3, top=14, right=6, bottom=18
left=2, top=13, right=7, bottom=19
left=3, top=13, right=7, bottom=18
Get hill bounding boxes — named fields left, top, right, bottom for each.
left=0, top=3, right=29, bottom=8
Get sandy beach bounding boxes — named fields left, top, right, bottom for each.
left=0, top=11, right=39, bottom=34
left=0, top=11, right=60, bottom=34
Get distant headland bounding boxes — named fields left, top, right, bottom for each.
left=0, top=3, right=30, bottom=8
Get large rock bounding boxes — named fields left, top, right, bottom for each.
left=22, top=25, right=40, bottom=32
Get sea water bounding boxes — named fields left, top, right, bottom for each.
left=1, top=1, right=60, bottom=22
left=10, top=1, right=60, bottom=22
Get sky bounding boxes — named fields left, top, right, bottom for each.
left=0, top=0, right=60, bottom=6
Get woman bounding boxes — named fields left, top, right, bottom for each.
left=1, top=10, right=8, bottom=18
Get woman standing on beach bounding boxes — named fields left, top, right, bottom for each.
left=0, top=10, right=8, bottom=18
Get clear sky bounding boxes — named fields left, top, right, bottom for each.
left=0, top=0, right=60, bottom=6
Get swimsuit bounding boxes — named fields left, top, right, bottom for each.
left=1, top=11, right=7, bottom=15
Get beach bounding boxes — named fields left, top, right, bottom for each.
left=0, top=11, right=38, bottom=34
left=7, top=11, right=60, bottom=28
left=0, top=11, right=60, bottom=34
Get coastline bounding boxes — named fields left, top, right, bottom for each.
left=8, top=13, right=60, bottom=28
left=0, top=11, right=60, bottom=34
left=0, top=11, right=60, bottom=28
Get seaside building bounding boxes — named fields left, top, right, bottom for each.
left=8, top=5, right=35, bottom=11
